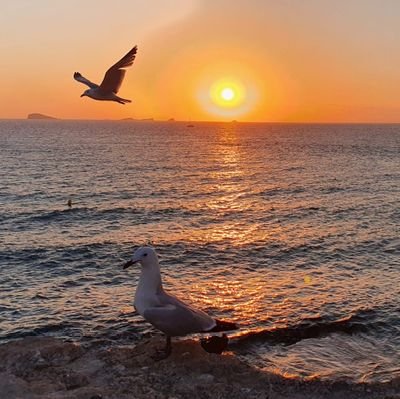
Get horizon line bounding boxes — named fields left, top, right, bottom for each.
left=1, top=117, right=400, bottom=125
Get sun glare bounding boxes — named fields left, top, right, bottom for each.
left=196, top=68, right=260, bottom=120
left=208, top=78, right=246, bottom=111
left=220, top=87, right=235, bottom=101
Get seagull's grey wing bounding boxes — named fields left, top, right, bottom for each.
left=99, top=46, right=137, bottom=94
left=73, top=72, right=98, bottom=89
left=144, top=301, right=216, bottom=337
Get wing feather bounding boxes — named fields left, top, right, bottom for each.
left=99, top=46, right=137, bottom=94
left=144, top=303, right=215, bottom=337
left=73, top=72, right=98, bottom=89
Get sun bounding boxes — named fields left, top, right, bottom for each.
left=196, top=74, right=258, bottom=119
left=209, top=78, right=246, bottom=110
left=220, top=87, right=235, bottom=101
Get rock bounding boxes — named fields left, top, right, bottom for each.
left=60, top=370, right=89, bottom=390
left=0, top=336, right=395, bottom=399
left=0, top=372, right=31, bottom=398
left=196, top=373, right=215, bottom=384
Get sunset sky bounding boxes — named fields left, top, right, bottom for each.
left=1, top=0, right=400, bottom=122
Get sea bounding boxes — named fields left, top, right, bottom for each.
left=0, top=120, right=399, bottom=384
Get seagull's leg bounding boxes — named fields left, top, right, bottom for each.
left=165, top=335, right=172, bottom=356
left=152, top=335, right=172, bottom=361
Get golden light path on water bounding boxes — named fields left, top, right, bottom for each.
left=110, top=126, right=334, bottom=337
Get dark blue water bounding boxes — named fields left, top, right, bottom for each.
left=0, top=120, right=399, bottom=383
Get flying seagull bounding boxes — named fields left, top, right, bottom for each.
left=123, top=246, right=238, bottom=359
left=74, top=46, right=137, bottom=104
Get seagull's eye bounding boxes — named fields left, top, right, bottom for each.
left=143, top=253, right=148, bottom=257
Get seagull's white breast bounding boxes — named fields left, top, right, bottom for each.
left=133, top=270, right=162, bottom=316
left=87, top=89, right=119, bottom=101
left=134, top=290, right=161, bottom=316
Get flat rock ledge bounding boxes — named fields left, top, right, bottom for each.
left=0, top=337, right=398, bottom=399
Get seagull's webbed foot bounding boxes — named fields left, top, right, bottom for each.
left=151, top=335, right=172, bottom=361
left=200, top=334, right=229, bottom=354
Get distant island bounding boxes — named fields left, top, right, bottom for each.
left=27, top=113, right=58, bottom=120
left=120, top=117, right=154, bottom=122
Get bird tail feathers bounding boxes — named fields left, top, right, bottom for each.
left=207, top=319, right=238, bottom=332
left=116, top=98, right=132, bottom=104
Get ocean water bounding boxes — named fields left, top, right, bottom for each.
left=0, top=120, right=399, bottom=384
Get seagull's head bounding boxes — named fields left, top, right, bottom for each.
left=123, top=246, right=158, bottom=269
left=80, top=89, right=90, bottom=98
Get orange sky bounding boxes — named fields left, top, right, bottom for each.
left=1, top=0, right=400, bottom=122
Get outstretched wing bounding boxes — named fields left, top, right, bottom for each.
left=73, top=72, right=98, bottom=89
left=99, top=46, right=137, bottom=94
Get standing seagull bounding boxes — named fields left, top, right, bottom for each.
left=73, top=46, right=137, bottom=104
left=123, top=246, right=237, bottom=359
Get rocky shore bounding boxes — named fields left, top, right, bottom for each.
left=0, top=336, right=398, bottom=399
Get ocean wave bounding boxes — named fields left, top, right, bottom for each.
left=1, top=322, right=74, bottom=341
left=231, top=308, right=397, bottom=347
left=5, top=204, right=204, bottom=227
